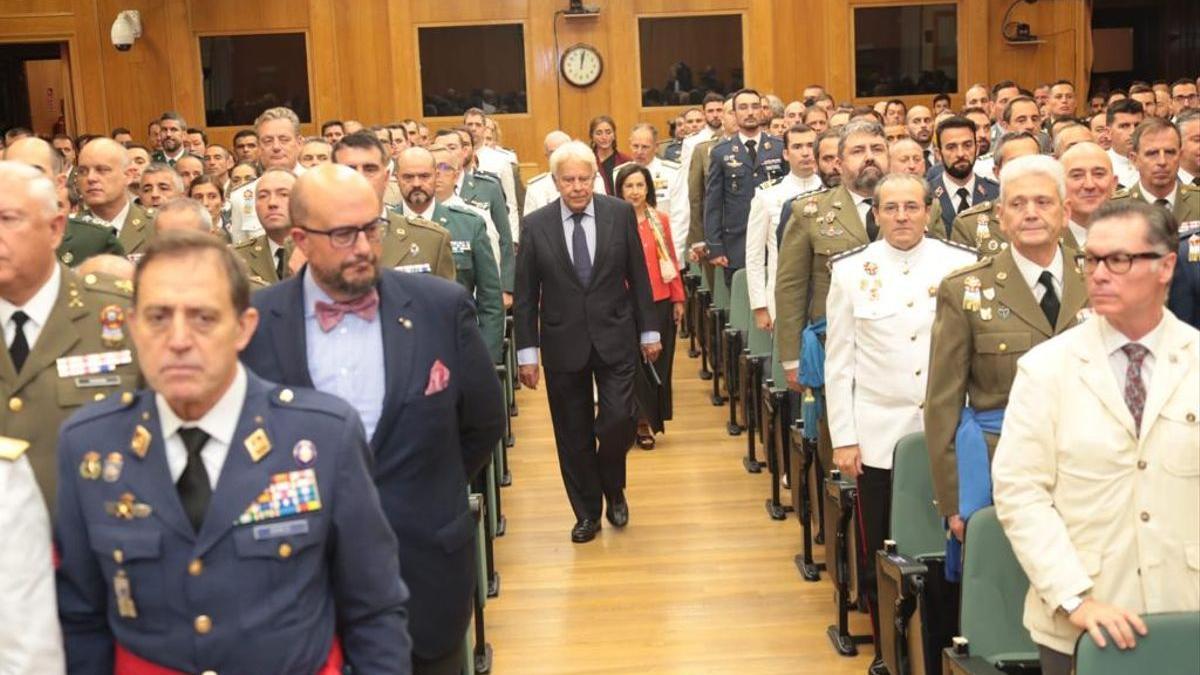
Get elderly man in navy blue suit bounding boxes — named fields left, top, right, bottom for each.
left=241, top=164, right=504, bottom=675
left=55, top=231, right=411, bottom=674
left=927, top=115, right=1000, bottom=238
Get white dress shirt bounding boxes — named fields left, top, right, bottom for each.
left=851, top=188, right=872, bottom=226
left=157, top=363, right=248, bottom=489
left=1180, top=167, right=1197, bottom=186
left=1136, top=182, right=1177, bottom=210
left=941, top=172, right=977, bottom=210
left=1100, top=312, right=1165, bottom=395
left=1011, top=245, right=1064, bottom=303
left=1, top=264, right=61, bottom=352
left=744, top=173, right=820, bottom=317
left=401, top=201, right=436, bottom=221
left=1067, top=220, right=1088, bottom=249
left=89, top=199, right=131, bottom=234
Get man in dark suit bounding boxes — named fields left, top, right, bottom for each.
left=515, top=140, right=660, bottom=544
left=1170, top=221, right=1199, bottom=328
left=926, top=115, right=1000, bottom=238
left=240, top=164, right=505, bottom=675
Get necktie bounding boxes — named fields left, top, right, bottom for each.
left=314, top=289, right=380, bottom=332
left=745, top=139, right=757, bottom=167
left=956, top=187, right=971, bottom=214
left=274, top=248, right=286, bottom=280
left=1037, top=270, right=1060, bottom=328
left=570, top=212, right=592, bottom=286
left=863, top=198, right=879, bottom=241
left=176, top=427, right=212, bottom=532
left=1154, top=198, right=1170, bottom=212
left=8, top=310, right=29, bottom=373
left=1121, top=343, right=1150, bottom=433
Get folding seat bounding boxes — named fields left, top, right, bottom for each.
left=1074, top=611, right=1200, bottom=675
left=824, top=469, right=873, bottom=655
left=723, top=269, right=751, bottom=435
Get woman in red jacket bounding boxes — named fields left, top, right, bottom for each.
left=614, top=163, right=685, bottom=449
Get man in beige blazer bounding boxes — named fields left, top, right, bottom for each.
left=993, top=199, right=1199, bottom=675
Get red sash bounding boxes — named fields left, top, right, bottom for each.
left=115, top=637, right=343, bottom=674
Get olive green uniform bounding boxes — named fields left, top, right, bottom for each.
left=233, top=234, right=293, bottom=286
left=433, top=203, right=504, bottom=362
left=950, top=200, right=1081, bottom=255
left=57, top=217, right=124, bottom=266
left=1, top=267, right=139, bottom=509
left=380, top=209, right=456, bottom=282
left=79, top=201, right=157, bottom=258
left=1108, top=182, right=1200, bottom=224
left=923, top=245, right=1089, bottom=517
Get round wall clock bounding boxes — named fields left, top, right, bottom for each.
left=560, top=43, right=603, bottom=88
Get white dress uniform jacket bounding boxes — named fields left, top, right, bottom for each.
left=825, top=237, right=977, bottom=469
left=993, top=313, right=1200, bottom=655
left=523, top=171, right=606, bottom=217
left=226, top=163, right=304, bottom=244
left=0, top=446, right=65, bottom=673
left=745, top=173, right=824, bottom=319
left=475, top=145, right=520, bottom=241
left=669, top=127, right=718, bottom=261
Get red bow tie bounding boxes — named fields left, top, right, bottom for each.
left=315, top=290, right=380, bottom=332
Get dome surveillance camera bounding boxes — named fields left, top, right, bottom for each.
left=111, top=10, right=142, bottom=52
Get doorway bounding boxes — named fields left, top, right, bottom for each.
left=0, top=42, right=74, bottom=138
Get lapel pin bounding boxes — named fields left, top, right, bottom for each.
left=293, top=439, right=318, bottom=467
left=102, top=452, right=123, bottom=482
left=80, top=451, right=102, bottom=480
left=130, top=425, right=151, bottom=459
left=244, top=428, right=272, bottom=463
left=399, top=317, right=413, bottom=330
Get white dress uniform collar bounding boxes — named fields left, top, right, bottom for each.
left=786, top=172, right=823, bottom=193
left=0, top=262, right=61, bottom=351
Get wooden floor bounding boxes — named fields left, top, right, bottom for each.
left=487, top=340, right=875, bottom=674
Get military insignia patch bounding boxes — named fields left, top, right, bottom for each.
left=803, top=200, right=818, bottom=216
left=102, top=452, right=123, bottom=482
left=244, top=428, right=272, bottom=463
left=130, top=425, right=151, bottom=459
left=235, top=469, right=323, bottom=524
left=99, top=305, right=126, bottom=348
left=982, top=287, right=995, bottom=301
left=80, top=451, right=102, bottom=480
left=292, top=439, right=317, bottom=467
left=980, top=307, right=993, bottom=321
left=997, top=305, right=1011, bottom=320
left=105, top=491, right=152, bottom=520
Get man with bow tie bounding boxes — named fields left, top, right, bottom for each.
left=241, top=164, right=504, bottom=675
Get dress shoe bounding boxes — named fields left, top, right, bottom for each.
left=606, top=498, right=629, bottom=528
left=867, top=655, right=888, bottom=675
left=571, top=519, right=601, bottom=543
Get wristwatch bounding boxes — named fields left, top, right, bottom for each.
left=1060, top=595, right=1085, bottom=615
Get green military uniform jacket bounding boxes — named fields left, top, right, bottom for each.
left=459, top=171, right=515, bottom=293
left=923, top=245, right=1089, bottom=517
left=233, top=234, right=293, bottom=286
left=951, top=199, right=1083, bottom=256
left=432, top=203, right=504, bottom=362
left=80, top=201, right=157, bottom=258
left=1108, top=182, right=1200, bottom=224
left=1, top=266, right=140, bottom=510
left=380, top=210, right=456, bottom=282
left=687, top=137, right=720, bottom=246
left=58, top=217, right=124, bottom=266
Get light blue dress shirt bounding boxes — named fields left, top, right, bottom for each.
left=303, top=270, right=386, bottom=439
left=517, top=200, right=660, bottom=366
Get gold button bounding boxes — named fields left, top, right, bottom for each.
left=188, top=559, right=204, bottom=576
left=121, top=392, right=134, bottom=405
left=278, top=542, right=293, bottom=559
left=8, top=397, right=22, bottom=413
left=93, top=393, right=107, bottom=402
left=1140, top=512, right=1150, bottom=522
left=84, top=273, right=98, bottom=285
left=279, top=389, right=294, bottom=403
left=1137, top=460, right=1147, bottom=470
left=998, top=343, right=1008, bottom=352
left=194, top=615, right=212, bottom=634
left=113, top=549, right=124, bottom=564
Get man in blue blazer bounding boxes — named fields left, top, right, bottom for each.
left=1169, top=221, right=1199, bottom=328
left=926, top=115, right=1000, bottom=238
left=241, top=165, right=505, bottom=675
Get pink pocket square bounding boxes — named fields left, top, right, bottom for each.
left=425, top=359, right=451, bottom=395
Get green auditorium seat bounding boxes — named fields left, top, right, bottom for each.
left=723, top=268, right=750, bottom=436
left=1074, top=611, right=1200, bottom=675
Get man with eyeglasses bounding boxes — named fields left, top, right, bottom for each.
left=925, top=155, right=1090, bottom=574
left=333, top=132, right=454, bottom=282
left=824, top=173, right=977, bottom=673
left=1169, top=79, right=1199, bottom=122
left=993, top=199, right=1199, bottom=675
left=241, top=163, right=505, bottom=675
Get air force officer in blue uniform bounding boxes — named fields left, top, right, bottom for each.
left=55, top=231, right=411, bottom=674
left=241, top=164, right=505, bottom=675
left=704, top=88, right=788, bottom=283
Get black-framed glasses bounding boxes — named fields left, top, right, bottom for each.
left=1075, top=251, right=1166, bottom=275
left=299, top=218, right=385, bottom=248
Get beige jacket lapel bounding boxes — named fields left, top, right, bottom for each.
left=1055, top=249, right=1089, bottom=333
left=993, top=249, right=1053, bottom=337
left=832, top=186, right=869, bottom=245
left=1140, top=315, right=1196, bottom=438
left=1076, top=318, right=1138, bottom=439
left=12, top=268, right=86, bottom=391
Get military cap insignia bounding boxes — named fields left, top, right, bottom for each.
left=235, top=469, right=323, bottom=524
left=99, top=305, right=126, bottom=347
left=79, top=451, right=102, bottom=480
left=102, top=451, right=124, bottom=482
left=244, top=428, right=272, bottom=463
left=130, top=425, right=152, bottom=459
left=962, top=276, right=982, bottom=311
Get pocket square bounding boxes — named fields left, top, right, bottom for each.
left=425, top=359, right=451, bottom=395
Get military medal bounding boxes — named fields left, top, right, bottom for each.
left=236, top=469, right=323, bottom=524
left=80, top=451, right=102, bottom=480
left=113, top=569, right=138, bottom=618
left=982, top=287, right=995, bottom=301
left=980, top=307, right=993, bottom=321
left=105, top=492, right=150, bottom=519
left=962, top=276, right=982, bottom=312
left=102, top=452, right=123, bottom=482
left=975, top=216, right=990, bottom=243
left=803, top=200, right=818, bottom=216
left=244, top=428, right=272, bottom=463
left=130, top=425, right=151, bottom=459
left=997, top=305, right=1011, bottom=320
left=1189, top=234, right=1199, bottom=262
left=409, top=242, right=420, bottom=256
left=293, top=439, right=318, bottom=467
left=99, top=305, right=126, bottom=347
left=987, top=240, right=999, bottom=252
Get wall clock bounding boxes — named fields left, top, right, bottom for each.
left=560, top=43, right=603, bottom=88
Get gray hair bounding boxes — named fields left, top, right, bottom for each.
left=543, top=130, right=571, bottom=157
left=1090, top=200, right=1179, bottom=255
left=142, top=162, right=185, bottom=193
left=157, top=197, right=213, bottom=232
left=0, top=160, right=58, bottom=219
left=838, top=120, right=886, bottom=157
left=255, top=106, right=302, bottom=136
left=549, top=140, right=597, bottom=176
left=992, top=130, right=1040, bottom=171
left=765, top=94, right=785, bottom=119
left=630, top=122, right=658, bottom=142
left=998, top=154, right=1066, bottom=203
left=872, top=172, right=930, bottom=206
left=1176, top=108, right=1200, bottom=129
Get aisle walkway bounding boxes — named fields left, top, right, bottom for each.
left=486, top=343, right=874, bottom=674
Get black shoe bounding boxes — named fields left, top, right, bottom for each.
left=571, top=519, right=601, bottom=543
left=867, top=655, right=888, bottom=675
left=606, top=498, right=629, bottom=528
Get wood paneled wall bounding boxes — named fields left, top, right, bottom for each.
left=0, top=0, right=1088, bottom=173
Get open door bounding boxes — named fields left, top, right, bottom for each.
left=0, top=41, right=75, bottom=137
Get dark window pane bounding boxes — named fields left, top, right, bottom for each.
left=201, top=33, right=311, bottom=126
left=638, top=15, right=743, bottom=107
left=854, top=5, right=957, bottom=97
left=418, top=25, right=527, bottom=116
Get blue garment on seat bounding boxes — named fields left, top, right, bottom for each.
left=945, top=406, right=1005, bottom=581
left=798, top=318, right=827, bottom=440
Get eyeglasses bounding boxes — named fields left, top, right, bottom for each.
left=1075, top=251, right=1165, bottom=275
left=299, top=218, right=385, bottom=248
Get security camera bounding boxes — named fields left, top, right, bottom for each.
left=111, top=10, right=142, bottom=52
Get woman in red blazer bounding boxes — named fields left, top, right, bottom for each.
left=615, top=163, right=685, bottom=449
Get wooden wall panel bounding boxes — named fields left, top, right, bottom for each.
left=0, top=0, right=1091, bottom=170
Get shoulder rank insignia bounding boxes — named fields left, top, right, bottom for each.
left=244, top=428, right=272, bottom=463
left=130, top=425, right=151, bottom=459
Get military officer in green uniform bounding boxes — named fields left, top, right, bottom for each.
left=924, top=155, right=1089, bottom=549
left=950, top=131, right=1053, bottom=252
left=1107, top=117, right=1200, bottom=224
left=332, top=133, right=455, bottom=283
left=233, top=169, right=296, bottom=285
left=76, top=138, right=157, bottom=258
left=0, top=161, right=140, bottom=509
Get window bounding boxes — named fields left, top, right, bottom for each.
left=638, top=15, right=743, bottom=107
left=418, top=24, right=528, bottom=116
left=854, top=4, right=958, bottom=97
left=200, top=33, right=311, bottom=126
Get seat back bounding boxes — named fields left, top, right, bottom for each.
left=889, top=433, right=944, bottom=558
left=768, top=338, right=788, bottom=390
left=690, top=260, right=710, bottom=292
left=959, top=506, right=1038, bottom=660
left=1074, top=612, right=1200, bottom=675
left=727, top=269, right=751, bottom=332
left=712, top=266, right=731, bottom=311
left=747, top=320, right=772, bottom=356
